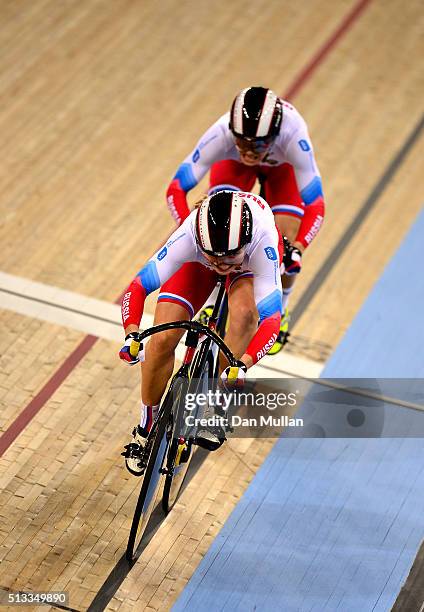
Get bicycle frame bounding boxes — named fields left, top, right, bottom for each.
left=126, top=277, right=235, bottom=561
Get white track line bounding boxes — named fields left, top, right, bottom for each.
left=0, top=271, right=323, bottom=378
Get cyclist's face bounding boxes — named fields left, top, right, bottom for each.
left=234, top=136, right=273, bottom=166
left=203, top=248, right=246, bottom=274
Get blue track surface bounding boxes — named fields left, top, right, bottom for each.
left=174, top=209, right=424, bottom=612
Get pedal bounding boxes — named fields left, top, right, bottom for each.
left=194, top=430, right=226, bottom=452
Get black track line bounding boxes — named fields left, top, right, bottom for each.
left=291, top=112, right=424, bottom=327
left=0, top=287, right=122, bottom=327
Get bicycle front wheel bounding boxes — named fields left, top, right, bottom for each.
left=162, top=437, right=193, bottom=514
left=126, top=376, right=186, bottom=562
left=126, top=425, right=168, bottom=562
left=161, top=375, right=192, bottom=514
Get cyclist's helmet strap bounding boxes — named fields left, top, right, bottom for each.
left=229, top=86, right=283, bottom=139
left=196, top=191, right=252, bottom=256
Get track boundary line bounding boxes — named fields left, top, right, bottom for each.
left=0, top=285, right=122, bottom=326
left=291, top=112, right=424, bottom=326
left=0, top=271, right=322, bottom=378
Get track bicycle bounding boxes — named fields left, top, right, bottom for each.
left=125, top=276, right=236, bottom=562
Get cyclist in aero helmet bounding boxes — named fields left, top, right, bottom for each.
left=119, top=189, right=284, bottom=469
left=196, top=190, right=252, bottom=256
left=166, top=85, right=326, bottom=354
left=229, top=87, right=282, bottom=165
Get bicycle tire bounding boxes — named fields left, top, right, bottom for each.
left=162, top=438, right=193, bottom=513
left=126, top=381, right=178, bottom=562
left=161, top=373, right=200, bottom=514
left=162, top=336, right=218, bottom=513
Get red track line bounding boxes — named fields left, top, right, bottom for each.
left=284, top=0, right=372, bottom=100
left=0, top=0, right=372, bottom=458
left=0, top=335, right=98, bottom=457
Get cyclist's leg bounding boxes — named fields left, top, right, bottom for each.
left=124, top=296, right=190, bottom=474
left=195, top=273, right=257, bottom=451
left=124, top=297, right=189, bottom=475
left=194, top=273, right=257, bottom=450
left=124, top=262, right=218, bottom=472
left=221, top=274, right=257, bottom=366
left=209, top=159, right=257, bottom=194
left=142, top=262, right=217, bottom=407
left=141, top=301, right=189, bottom=408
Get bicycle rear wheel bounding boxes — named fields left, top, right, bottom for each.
left=162, top=342, right=217, bottom=513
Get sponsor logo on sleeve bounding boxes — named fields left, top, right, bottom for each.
left=298, top=139, right=311, bottom=152
left=157, top=246, right=168, bottom=261
left=192, top=148, right=200, bottom=163
left=264, top=246, right=277, bottom=261
left=199, top=134, right=218, bottom=149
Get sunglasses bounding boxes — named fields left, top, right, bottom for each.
left=234, top=135, right=275, bottom=153
left=203, top=247, right=246, bottom=263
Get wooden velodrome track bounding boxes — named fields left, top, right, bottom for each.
left=0, top=0, right=423, bottom=610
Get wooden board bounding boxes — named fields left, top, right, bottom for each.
left=0, top=0, right=423, bottom=609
